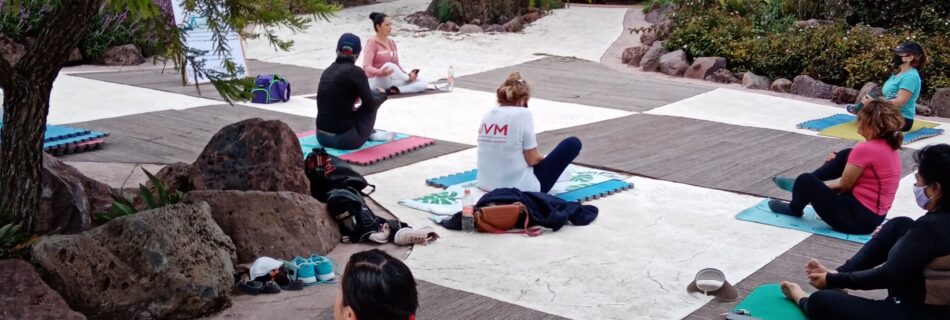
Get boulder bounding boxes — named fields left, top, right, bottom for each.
left=831, top=86, right=860, bottom=104
left=38, top=153, right=114, bottom=234
left=793, top=19, right=834, bottom=28
left=639, top=42, right=669, bottom=72
left=684, top=57, right=727, bottom=80
left=437, top=21, right=460, bottom=32
left=0, top=259, right=86, bottom=320
left=706, top=69, right=740, bottom=84
left=658, top=50, right=689, bottom=77
left=741, top=72, right=770, bottom=90
left=644, top=3, right=675, bottom=24
left=791, top=75, right=834, bottom=99
left=407, top=12, right=439, bottom=30
left=470, top=19, right=481, bottom=26
left=153, top=162, right=193, bottom=194
left=523, top=11, right=542, bottom=23
left=459, top=24, right=484, bottom=34
left=31, top=202, right=236, bottom=319
left=503, top=16, right=524, bottom=32
left=931, top=88, right=950, bottom=118
left=640, top=31, right=659, bottom=47
left=99, top=44, right=145, bottom=66
left=857, top=82, right=881, bottom=103
left=621, top=46, right=649, bottom=66
left=190, top=118, right=309, bottom=194
left=67, top=48, right=83, bottom=65
left=0, top=35, right=26, bottom=65
left=184, top=191, right=341, bottom=264
left=771, top=78, right=793, bottom=93
left=917, top=103, right=933, bottom=117
left=484, top=24, right=506, bottom=33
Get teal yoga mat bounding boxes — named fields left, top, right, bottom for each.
left=297, top=130, right=409, bottom=158
left=736, top=199, right=873, bottom=243
left=733, top=283, right=807, bottom=320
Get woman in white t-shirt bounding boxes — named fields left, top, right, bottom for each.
left=476, top=72, right=582, bottom=193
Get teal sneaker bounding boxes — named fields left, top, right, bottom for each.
left=772, top=176, right=795, bottom=193
left=309, top=255, right=336, bottom=282
left=292, top=256, right=317, bottom=285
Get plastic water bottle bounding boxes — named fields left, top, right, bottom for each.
left=447, top=66, right=455, bottom=91
left=461, top=189, right=475, bottom=232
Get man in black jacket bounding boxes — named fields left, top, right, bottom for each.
left=316, top=33, right=388, bottom=150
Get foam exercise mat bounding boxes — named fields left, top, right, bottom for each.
left=798, top=114, right=944, bottom=144
left=732, top=283, right=807, bottom=320
left=736, top=199, right=872, bottom=243
left=298, top=130, right=434, bottom=165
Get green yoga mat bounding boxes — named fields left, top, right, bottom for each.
left=733, top=283, right=807, bottom=320
left=818, top=119, right=939, bottom=141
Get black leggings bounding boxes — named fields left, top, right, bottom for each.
left=789, top=148, right=884, bottom=234
left=798, top=218, right=915, bottom=320
left=316, top=99, right=382, bottom=150
left=902, top=118, right=914, bottom=132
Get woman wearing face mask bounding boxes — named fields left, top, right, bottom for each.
left=847, top=42, right=926, bottom=132
left=779, top=144, right=950, bottom=320
left=363, top=12, right=429, bottom=95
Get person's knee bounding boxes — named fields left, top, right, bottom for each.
left=795, top=173, right=820, bottom=186
left=562, top=136, right=582, bottom=151
left=880, top=217, right=914, bottom=237
left=803, top=290, right=841, bottom=318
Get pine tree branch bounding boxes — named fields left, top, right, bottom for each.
left=18, top=0, right=101, bottom=81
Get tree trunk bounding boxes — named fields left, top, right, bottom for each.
left=0, top=0, right=101, bottom=233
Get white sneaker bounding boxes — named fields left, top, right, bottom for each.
left=369, top=131, right=394, bottom=141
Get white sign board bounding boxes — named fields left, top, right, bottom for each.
left=170, top=1, right=249, bottom=84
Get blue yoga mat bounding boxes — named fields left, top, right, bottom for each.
left=43, top=131, right=109, bottom=150
left=299, top=132, right=409, bottom=158
left=43, top=125, right=91, bottom=143
left=426, top=169, right=478, bottom=188
left=797, top=114, right=855, bottom=131
left=556, top=179, right=634, bottom=202
left=905, top=127, right=945, bottom=143
left=736, top=199, right=872, bottom=243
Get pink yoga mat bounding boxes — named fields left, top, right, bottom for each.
left=340, top=136, right=435, bottom=165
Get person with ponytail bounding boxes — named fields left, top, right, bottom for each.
left=363, top=12, right=429, bottom=95
left=780, top=144, right=950, bottom=320
left=333, top=249, right=418, bottom=320
left=847, top=42, right=926, bottom=132
left=769, top=100, right=904, bottom=234
left=476, top=72, right=582, bottom=193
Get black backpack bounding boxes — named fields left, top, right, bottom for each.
left=304, top=148, right=375, bottom=202
left=326, top=187, right=384, bottom=242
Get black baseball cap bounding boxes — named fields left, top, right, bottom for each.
left=337, top=33, right=362, bottom=56
left=894, top=42, right=924, bottom=56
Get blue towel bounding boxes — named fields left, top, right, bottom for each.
left=797, top=114, right=855, bottom=131
left=736, top=199, right=873, bottom=243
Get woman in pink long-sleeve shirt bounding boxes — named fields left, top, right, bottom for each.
left=363, top=12, right=429, bottom=94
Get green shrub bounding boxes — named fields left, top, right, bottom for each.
left=80, top=10, right=144, bottom=60
left=665, top=6, right=756, bottom=58
left=95, top=168, right=184, bottom=223
left=0, top=0, right=59, bottom=40
left=846, top=0, right=950, bottom=35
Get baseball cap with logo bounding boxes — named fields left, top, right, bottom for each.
left=337, top=33, right=362, bottom=56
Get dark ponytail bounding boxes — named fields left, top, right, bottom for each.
left=341, top=249, right=418, bottom=320
left=370, top=12, right=388, bottom=32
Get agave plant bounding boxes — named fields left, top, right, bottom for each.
left=0, top=221, right=26, bottom=258
left=95, top=168, right=184, bottom=223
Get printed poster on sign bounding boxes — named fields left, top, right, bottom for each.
left=170, top=0, right=249, bottom=84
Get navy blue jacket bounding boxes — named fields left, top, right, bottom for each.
left=440, top=188, right=598, bottom=231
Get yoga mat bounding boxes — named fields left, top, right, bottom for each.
left=426, top=169, right=478, bottom=188
left=818, top=118, right=941, bottom=143
left=298, top=130, right=409, bottom=157
left=736, top=199, right=872, bottom=244
left=796, top=114, right=855, bottom=131
left=43, top=131, right=109, bottom=151
left=44, top=125, right=92, bottom=143
left=305, top=88, right=448, bottom=100
left=339, top=136, right=435, bottom=166
left=732, top=283, right=807, bottom=320
left=48, top=139, right=105, bottom=156
left=904, top=127, right=945, bottom=143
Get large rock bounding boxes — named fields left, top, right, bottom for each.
left=659, top=50, right=689, bottom=77
left=503, top=16, right=524, bottom=32
left=31, top=202, right=236, bottom=319
left=857, top=82, right=881, bottom=103
left=741, top=72, right=770, bottom=90
left=771, top=78, right=793, bottom=93
left=484, top=24, right=506, bottom=33
left=38, top=153, right=113, bottom=234
left=522, top=10, right=542, bottom=23
left=832, top=86, right=860, bottom=104
left=931, top=88, right=950, bottom=118
left=684, top=57, right=727, bottom=80
left=621, top=46, right=649, bottom=66
left=459, top=24, right=483, bottom=33
left=153, top=162, right=193, bottom=194
left=190, top=118, right=309, bottom=194
left=184, top=191, right=341, bottom=263
left=794, top=19, right=834, bottom=28
left=791, top=75, right=834, bottom=99
left=0, top=259, right=86, bottom=320
left=645, top=3, right=675, bottom=24
left=99, top=44, right=145, bottom=66
left=917, top=103, right=933, bottom=117
left=406, top=12, right=439, bottom=30
left=437, top=21, right=459, bottom=32
left=639, top=42, right=669, bottom=72
left=705, top=69, right=740, bottom=84
left=0, top=35, right=25, bottom=65
left=640, top=30, right=659, bottom=47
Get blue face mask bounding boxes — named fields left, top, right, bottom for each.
left=914, top=185, right=931, bottom=210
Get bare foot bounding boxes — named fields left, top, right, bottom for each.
left=781, top=281, right=808, bottom=304
left=805, top=259, right=831, bottom=274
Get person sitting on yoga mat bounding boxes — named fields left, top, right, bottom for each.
left=780, top=144, right=950, bottom=320
left=476, top=72, right=582, bottom=193
left=769, top=100, right=904, bottom=235
left=363, top=12, right=429, bottom=95
left=846, top=42, right=926, bottom=132
left=333, top=249, right=418, bottom=320
left=316, top=33, right=389, bottom=150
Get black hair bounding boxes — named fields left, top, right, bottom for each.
left=915, top=144, right=950, bottom=211
left=370, top=12, right=388, bottom=32
left=341, top=249, right=418, bottom=320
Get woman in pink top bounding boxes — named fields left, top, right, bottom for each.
left=364, top=12, right=429, bottom=95
left=769, top=100, right=904, bottom=234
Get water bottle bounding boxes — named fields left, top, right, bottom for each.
left=447, top=66, right=455, bottom=91
left=461, top=189, right=475, bottom=232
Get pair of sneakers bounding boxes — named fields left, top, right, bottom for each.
left=238, top=279, right=286, bottom=295
left=290, top=255, right=335, bottom=285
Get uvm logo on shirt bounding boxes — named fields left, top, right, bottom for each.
left=478, top=123, right=509, bottom=144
